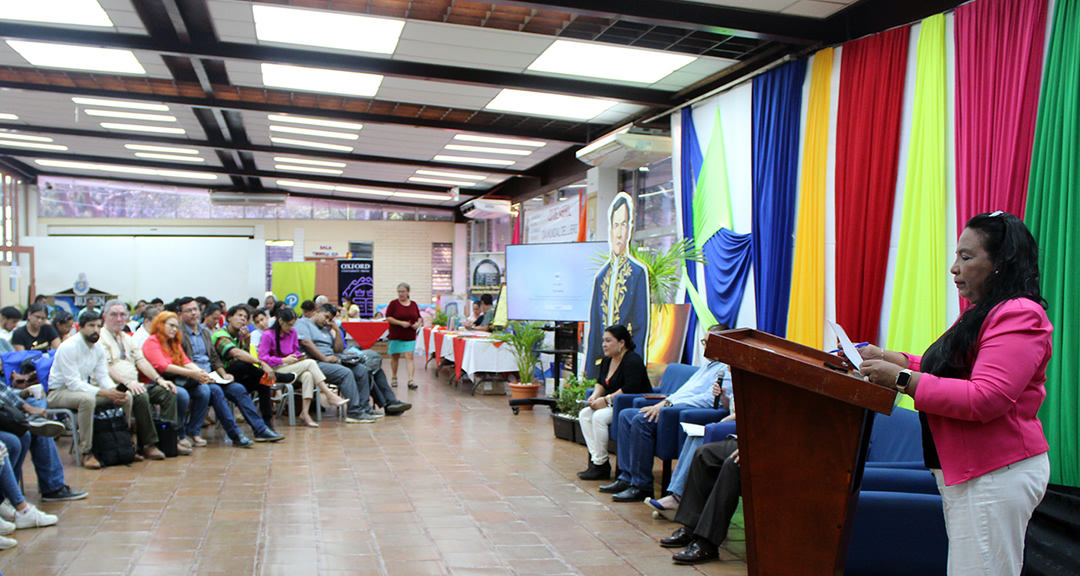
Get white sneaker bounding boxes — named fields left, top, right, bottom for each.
left=0, top=534, right=16, bottom=550
left=14, top=505, right=58, bottom=529
left=0, top=518, right=13, bottom=535
left=0, top=501, right=14, bottom=522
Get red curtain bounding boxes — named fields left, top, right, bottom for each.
left=955, top=0, right=1048, bottom=226
left=835, top=27, right=910, bottom=344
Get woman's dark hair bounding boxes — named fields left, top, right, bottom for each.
left=934, top=211, right=1046, bottom=376
left=52, top=310, right=74, bottom=327
left=25, top=302, right=48, bottom=319
left=604, top=324, right=636, bottom=351
left=247, top=297, right=260, bottom=308
left=272, top=306, right=298, bottom=357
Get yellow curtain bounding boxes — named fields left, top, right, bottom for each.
left=786, top=48, right=834, bottom=348
left=887, top=14, right=949, bottom=408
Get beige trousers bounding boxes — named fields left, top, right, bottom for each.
left=274, top=359, right=326, bottom=399
left=47, top=388, right=133, bottom=455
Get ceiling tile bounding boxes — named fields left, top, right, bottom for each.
left=781, top=0, right=851, bottom=18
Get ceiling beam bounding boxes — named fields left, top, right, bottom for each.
left=824, top=0, right=967, bottom=44
left=486, top=148, right=590, bottom=205
left=0, top=22, right=678, bottom=107
left=0, top=122, right=526, bottom=177
left=0, top=156, right=38, bottom=180
left=480, top=0, right=827, bottom=45
left=0, top=75, right=599, bottom=144
left=0, top=147, right=479, bottom=195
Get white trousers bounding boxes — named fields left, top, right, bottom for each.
left=932, top=452, right=1050, bottom=576
left=578, top=405, right=613, bottom=465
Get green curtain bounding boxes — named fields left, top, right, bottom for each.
left=887, top=15, right=949, bottom=410
left=692, top=109, right=734, bottom=253
left=1026, top=0, right=1080, bottom=488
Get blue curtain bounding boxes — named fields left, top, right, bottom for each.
left=751, top=60, right=807, bottom=337
left=680, top=107, right=703, bottom=363
left=702, top=229, right=754, bottom=329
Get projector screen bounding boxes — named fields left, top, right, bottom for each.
left=505, top=242, right=605, bottom=322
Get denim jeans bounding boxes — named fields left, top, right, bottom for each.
left=174, top=379, right=210, bottom=439
left=318, top=361, right=371, bottom=417
left=0, top=430, right=27, bottom=507
left=667, top=436, right=703, bottom=497
left=369, top=368, right=399, bottom=408
left=616, top=409, right=659, bottom=491
left=26, top=397, right=67, bottom=494
left=213, top=382, right=268, bottom=437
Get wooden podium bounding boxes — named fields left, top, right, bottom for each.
left=704, top=329, right=898, bottom=576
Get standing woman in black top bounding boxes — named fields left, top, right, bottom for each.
left=578, top=324, right=652, bottom=480
left=11, top=303, right=61, bottom=352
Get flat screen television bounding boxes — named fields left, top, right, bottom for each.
left=505, top=241, right=605, bottom=322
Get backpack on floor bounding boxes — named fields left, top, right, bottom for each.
left=91, top=408, right=137, bottom=467
left=153, top=418, right=179, bottom=458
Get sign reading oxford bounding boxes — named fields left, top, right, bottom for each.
left=338, top=259, right=374, bottom=318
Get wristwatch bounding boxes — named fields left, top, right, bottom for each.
left=662, top=399, right=673, bottom=408
left=895, top=369, right=914, bottom=394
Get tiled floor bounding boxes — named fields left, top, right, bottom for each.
left=2, top=366, right=747, bottom=575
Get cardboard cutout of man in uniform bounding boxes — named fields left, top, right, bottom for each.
left=586, top=192, right=650, bottom=378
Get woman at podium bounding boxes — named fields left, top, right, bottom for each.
left=858, top=212, right=1051, bottom=576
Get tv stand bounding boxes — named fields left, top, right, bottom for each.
left=509, top=322, right=579, bottom=415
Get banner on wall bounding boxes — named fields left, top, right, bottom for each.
left=338, top=259, right=374, bottom=318
left=524, top=200, right=579, bottom=244
left=271, top=262, right=315, bottom=311
left=469, top=252, right=504, bottom=295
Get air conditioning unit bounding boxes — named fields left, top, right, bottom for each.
left=210, top=191, right=287, bottom=206
left=576, top=126, right=672, bottom=169
left=461, top=198, right=511, bottom=220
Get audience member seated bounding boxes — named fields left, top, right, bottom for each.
left=602, top=324, right=731, bottom=502
left=132, top=305, right=159, bottom=349
left=51, top=311, right=74, bottom=344
left=473, top=294, right=494, bottom=332
left=579, top=324, right=651, bottom=483
left=211, top=304, right=291, bottom=436
left=295, top=304, right=378, bottom=424
left=11, top=304, right=60, bottom=352
left=176, top=300, right=284, bottom=443
left=259, top=307, right=347, bottom=428
left=659, top=435, right=741, bottom=565
left=202, top=304, right=222, bottom=333
left=249, top=308, right=270, bottom=349
left=0, top=307, right=21, bottom=345
left=300, top=300, right=316, bottom=319
left=463, top=300, right=482, bottom=330
left=99, top=300, right=190, bottom=457
left=47, top=311, right=137, bottom=469
left=0, top=442, right=58, bottom=550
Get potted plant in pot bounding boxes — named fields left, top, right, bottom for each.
left=492, top=321, right=546, bottom=409
left=552, top=374, right=593, bottom=444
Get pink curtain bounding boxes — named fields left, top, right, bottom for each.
left=955, top=0, right=1048, bottom=226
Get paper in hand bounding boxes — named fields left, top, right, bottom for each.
left=826, top=319, right=864, bottom=375
left=681, top=422, right=706, bottom=438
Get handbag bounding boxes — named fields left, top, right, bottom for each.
left=0, top=401, right=29, bottom=436
left=91, top=408, right=137, bottom=467
left=338, top=352, right=362, bottom=367
left=153, top=418, right=178, bottom=458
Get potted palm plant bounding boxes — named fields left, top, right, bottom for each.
left=491, top=321, right=547, bottom=409
left=552, top=374, right=593, bottom=444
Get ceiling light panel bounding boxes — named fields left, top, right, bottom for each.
left=34, top=159, right=218, bottom=180
left=415, top=170, right=487, bottom=181
left=100, top=123, right=186, bottom=135
left=83, top=110, right=178, bottom=122
left=275, top=164, right=344, bottom=175
left=270, top=137, right=354, bottom=152
left=0, top=0, right=113, bottom=27
left=485, top=89, right=616, bottom=121
left=267, top=115, right=363, bottom=131
left=134, top=153, right=205, bottom=163
left=272, top=157, right=347, bottom=168
left=276, top=179, right=335, bottom=191
left=452, top=134, right=545, bottom=148
left=0, top=140, right=68, bottom=151
left=394, top=191, right=452, bottom=201
left=0, top=113, right=19, bottom=121
left=443, top=144, right=532, bottom=156
left=432, top=155, right=515, bottom=167
left=261, top=63, right=382, bottom=98
left=252, top=5, right=404, bottom=54
left=73, top=98, right=170, bottom=112
left=269, top=125, right=359, bottom=140
left=408, top=177, right=476, bottom=187
left=0, top=133, right=54, bottom=142
left=7, top=41, right=145, bottom=74
left=125, top=144, right=199, bottom=155
left=528, top=40, right=696, bottom=84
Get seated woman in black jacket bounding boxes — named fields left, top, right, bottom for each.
left=577, top=324, right=652, bottom=480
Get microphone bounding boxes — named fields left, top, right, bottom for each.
left=713, top=370, right=725, bottom=410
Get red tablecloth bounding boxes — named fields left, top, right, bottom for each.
left=340, top=321, right=389, bottom=349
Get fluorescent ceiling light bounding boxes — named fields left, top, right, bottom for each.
left=83, top=109, right=177, bottom=122
left=125, top=144, right=198, bottom=155
left=267, top=115, right=363, bottom=131
left=486, top=89, right=617, bottom=121
left=7, top=40, right=145, bottom=74
left=394, top=191, right=452, bottom=200
left=0, top=0, right=113, bottom=27
left=276, top=179, right=335, bottom=191
left=252, top=5, right=404, bottom=55
left=261, top=63, right=382, bottom=98
left=433, top=155, right=515, bottom=167
left=408, top=177, right=476, bottom=187
left=134, top=153, right=205, bottom=163
left=34, top=159, right=217, bottom=180
left=273, top=157, right=346, bottom=168
left=277, top=179, right=393, bottom=197
left=415, top=169, right=487, bottom=181
left=444, top=144, right=532, bottom=156
left=73, top=97, right=169, bottom=112
left=100, top=122, right=186, bottom=135
left=528, top=40, right=696, bottom=84
left=269, top=125, right=359, bottom=140
left=270, top=137, right=354, bottom=152
left=0, top=133, right=53, bottom=142
left=0, top=140, right=68, bottom=151
left=0, top=113, right=18, bottom=121
left=275, top=164, right=344, bottom=175
left=335, top=186, right=392, bottom=197
left=453, top=134, right=545, bottom=148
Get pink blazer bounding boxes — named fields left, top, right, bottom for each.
left=908, top=298, right=1052, bottom=486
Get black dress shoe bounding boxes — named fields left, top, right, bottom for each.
left=672, top=539, right=720, bottom=565
left=660, top=526, right=693, bottom=548
left=599, top=479, right=631, bottom=494
left=612, top=486, right=650, bottom=502
left=577, top=461, right=611, bottom=481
